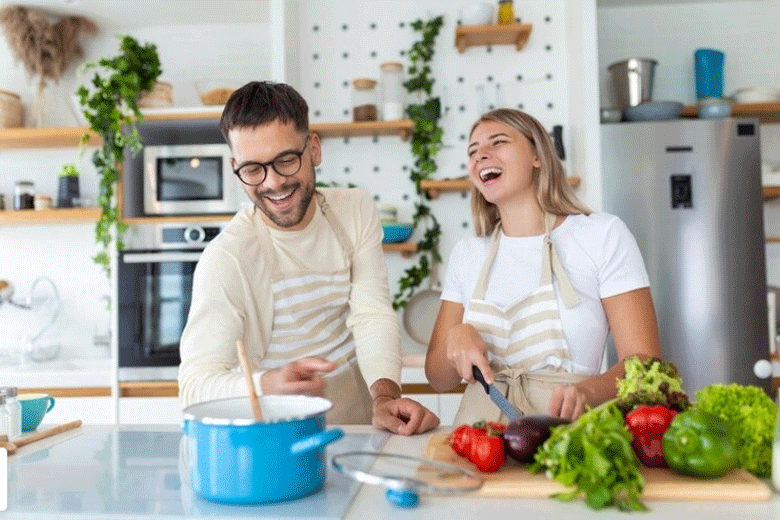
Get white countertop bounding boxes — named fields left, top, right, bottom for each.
left=3, top=424, right=779, bottom=520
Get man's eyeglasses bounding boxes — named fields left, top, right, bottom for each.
left=233, top=135, right=310, bottom=186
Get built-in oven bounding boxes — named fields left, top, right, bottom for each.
left=118, top=223, right=223, bottom=381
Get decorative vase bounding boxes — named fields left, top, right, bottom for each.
left=57, top=176, right=80, bottom=208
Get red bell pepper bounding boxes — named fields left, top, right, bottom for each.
left=624, top=405, right=677, bottom=467
left=469, top=422, right=506, bottom=472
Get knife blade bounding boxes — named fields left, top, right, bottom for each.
left=472, top=366, right=523, bottom=422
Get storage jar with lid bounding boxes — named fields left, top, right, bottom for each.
left=14, top=180, right=35, bottom=210
left=352, top=78, right=378, bottom=122
left=0, top=387, right=21, bottom=440
left=380, top=62, right=405, bottom=121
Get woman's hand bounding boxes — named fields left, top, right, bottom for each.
left=446, top=323, right=493, bottom=384
left=548, top=383, right=591, bottom=421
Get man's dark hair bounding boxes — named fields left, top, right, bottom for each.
left=219, top=81, right=309, bottom=145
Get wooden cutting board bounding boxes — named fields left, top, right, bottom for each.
left=424, top=433, right=771, bottom=501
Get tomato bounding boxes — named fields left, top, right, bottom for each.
left=470, top=434, right=505, bottom=472
left=449, top=425, right=471, bottom=457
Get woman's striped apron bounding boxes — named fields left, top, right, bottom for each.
left=454, top=213, right=590, bottom=425
left=255, top=191, right=373, bottom=424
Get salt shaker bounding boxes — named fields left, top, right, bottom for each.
left=0, top=387, right=21, bottom=440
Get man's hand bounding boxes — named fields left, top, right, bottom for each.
left=261, top=357, right=336, bottom=396
left=372, top=396, right=440, bottom=435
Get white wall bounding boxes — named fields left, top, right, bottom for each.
left=0, top=20, right=270, bottom=360
left=294, top=0, right=573, bottom=353
left=596, top=0, right=780, bottom=285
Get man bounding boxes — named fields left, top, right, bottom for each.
left=178, top=81, right=439, bottom=435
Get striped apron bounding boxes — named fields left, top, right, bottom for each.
left=255, top=191, right=373, bottom=424
left=454, top=213, right=590, bottom=425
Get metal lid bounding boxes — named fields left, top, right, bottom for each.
left=0, top=387, right=17, bottom=397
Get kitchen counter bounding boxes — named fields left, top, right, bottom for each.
left=4, top=423, right=780, bottom=519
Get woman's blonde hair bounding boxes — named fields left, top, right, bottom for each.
left=469, top=108, right=590, bottom=236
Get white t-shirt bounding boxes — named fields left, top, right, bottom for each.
left=441, top=213, right=649, bottom=374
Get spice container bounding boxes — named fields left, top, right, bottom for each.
left=380, top=62, right=405, bottom=121
left=0, top=387, right=21, bottom=440
left=498, top=0, right=515, bottom=24
left=352, top=78, right=378, bottom=122
left=14, top=180, right=35, bottom=210
left=34, top=194, right=53, bottom=210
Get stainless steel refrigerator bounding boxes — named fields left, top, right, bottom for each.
left=601, top=118, right=769, bottom=395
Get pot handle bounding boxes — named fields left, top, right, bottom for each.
left=290, top=428, right=344, bottom=455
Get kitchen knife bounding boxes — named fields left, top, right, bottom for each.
left=472, top=366, right=523, bottom=422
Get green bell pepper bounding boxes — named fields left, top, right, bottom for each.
left=662, top=408, right=737, bottom=478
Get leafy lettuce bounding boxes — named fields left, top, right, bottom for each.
left=695, top=383, right=777, bottom=478
left=616, top=356, right=690, bottom=414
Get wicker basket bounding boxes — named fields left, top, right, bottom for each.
left=137, top=81, right=173, bottom=108
left=0, top=89, right=23, bottom=128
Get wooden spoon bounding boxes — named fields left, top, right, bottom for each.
left=236, top=339, right=263, bottom=421
left=0, top=420, right=82, bottom=454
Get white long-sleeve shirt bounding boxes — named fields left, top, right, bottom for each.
left=178, top=187, right=401, bottom=408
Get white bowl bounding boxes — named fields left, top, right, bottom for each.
left=460, top=2, right=494, bottom=25
left=730, top=87, right=780, bottom=104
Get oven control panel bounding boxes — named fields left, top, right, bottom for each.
left=156, top=223, right=224, bottom=249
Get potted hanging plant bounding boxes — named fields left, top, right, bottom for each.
left=76, top=34, right=162, bottom=275
left=57, top=163, right=80, bottom=208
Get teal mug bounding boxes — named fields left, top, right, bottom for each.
left=19, top=393, right=56, bottom=432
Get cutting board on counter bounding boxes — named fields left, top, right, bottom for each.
left=424, top=433, right=771, bottom=501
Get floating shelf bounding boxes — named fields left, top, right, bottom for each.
left=0, top=207, right=101, bottom=224
left=0, top=117, right=415, bottom=151
left=680, top=101, right=780, bottom=124
left=764, top=186, right=780, bottom=200
left=455, top=23, right=533, bottom=53
left=0, top=126, right=99, bottom=150
left=421, top=176, right=581, bottom=198
left=382, top=242, right=418, bottom=257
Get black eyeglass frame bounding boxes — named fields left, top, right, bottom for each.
left=232, top=134, right=311, bottom=186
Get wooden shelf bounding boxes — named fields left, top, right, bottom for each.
left=0, top=118, right=415, bottom=150
left=421, top=176, right=581, bottom=198
left=680, top=101, right=780, bottom=124
left=382, top=241, right=418, bottom=257
left=0, top=207, right=100, bottom=224
left=0, top=126, right=100, bottom=150
left=122, top=214, right=234, bottom=224
left=311, top=120, right=414, bottom=140
left=764, top=186, right=780, bottom=200
left=455, top=23, right=533, bottom=53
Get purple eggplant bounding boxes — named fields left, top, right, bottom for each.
left=502, top=415, right=571, bottom=463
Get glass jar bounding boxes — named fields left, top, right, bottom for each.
left=498, top=0, right=515, bottom=24
left=0, top=395, right=8, bottom=439
left=380, top=62, right=405, bottom=121
left=0, top=387, right=21, bottom=440
left=352, top=78, right=378, bottom=122
left=14, top=180, right=35, bottom=210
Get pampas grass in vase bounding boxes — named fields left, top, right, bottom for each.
left=0, top=5, right=97, bottom=127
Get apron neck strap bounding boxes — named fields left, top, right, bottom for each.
left=315, top=191, right=354, bottom=259
left=472, top=225, right=503, bottom=299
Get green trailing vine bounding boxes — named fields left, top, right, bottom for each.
left=392, top=15, right=445, bottom=310
left=77, top=35, right=162, bottom=275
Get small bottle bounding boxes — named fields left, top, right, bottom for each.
left=0, top=387, right=21, bottom=440
left=498, top=0, right=515, bottom=24
left=379, top=62, right=405, bottom=121
left=352, top=78, right=378, bottom=122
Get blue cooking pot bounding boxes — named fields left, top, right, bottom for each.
left=182, top=395, right=344, bottom=504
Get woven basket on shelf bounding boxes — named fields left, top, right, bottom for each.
left=0, top=89, right=23, bottom=128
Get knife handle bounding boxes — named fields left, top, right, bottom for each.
left=472, top=365, right=490, bottom=394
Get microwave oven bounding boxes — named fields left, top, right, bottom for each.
left=143, top=143, right=241, bottom=215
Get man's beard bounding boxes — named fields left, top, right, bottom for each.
left=255, top=177, right=316, bottom=229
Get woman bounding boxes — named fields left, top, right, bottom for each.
left=425, top=109, right=661, bottom=423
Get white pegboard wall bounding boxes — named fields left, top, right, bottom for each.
left=296, top=0, right=571, bottom=300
